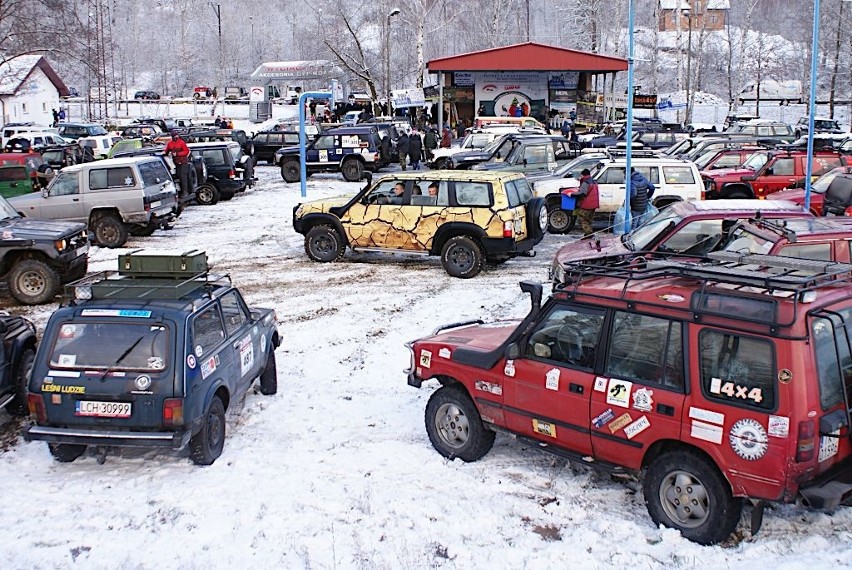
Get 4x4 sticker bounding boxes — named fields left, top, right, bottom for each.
left=532, top=419, right=556, bottom=438
left=709, top=377, right=764, bottom=404
left=545, top=368, right=560, bottom=391
left=729, top=418, right=768, bottom=460
left=419, top=350, right=432, bottom=368
left=606, top=378, right=632, bottom=408
left=632, top=387, right=653, bottom=412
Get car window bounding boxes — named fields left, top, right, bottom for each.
left=254, top=134, right=268, bottom=144
left=313, top=135, right=335, bottom=150
left=525, top=304, right=605, bottom=370
left=772, top=126, right=791, bottom=136
left=192, top=305, right=226, bottom=356
left=0, top=167, right=28, bottom=182
left=814, top=156, right=844, bottom=176
left=138, top=160, right=171, bottom=186
left=700, top=329, right=775, bottom=410
left=90, top=166, right=135, bottom=190
left=220, top=291, right=249, bottom=337
left=662, top=166, right=696, bottom=184
left=48, top=172, right=80, bottom=196
left=201, top=149, right=226, bottom=167
left=757, top=126, right=774, bottom=136
left=48, top=322, right=168, bottom=372
left=771, top=157, right=795, bottom=176
left=454, top=182, right=492, bottom=206
left=658, top=219, right=726, bottom=255
left=812, top=310, right=852, bottom=409
left=523, top=145, right=549, bottom=164
left=598, top=167, right=625, bottom=184
left=776, top=242, right=832, bottom=261
left=606, top=312, right=684, bottom=389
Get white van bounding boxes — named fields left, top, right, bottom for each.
left=1, top=124, right=58, bottom=147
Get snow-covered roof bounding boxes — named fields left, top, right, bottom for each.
left=659, top=0, right=730, bottom=9
left=0, top=55, right=69, bottom=96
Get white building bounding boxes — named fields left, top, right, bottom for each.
left=0, top=55, right=70, bottom=127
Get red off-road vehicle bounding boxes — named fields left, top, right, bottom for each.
left=407, top=255, right=852, bottom=544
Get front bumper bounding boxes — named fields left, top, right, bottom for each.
left=24, top=424, right=193, bottom=450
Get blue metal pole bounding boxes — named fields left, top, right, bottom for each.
left=298, top=91, right=332, bottom=198
left=804, top=0, right=820, bottom=212
left=624, top=0, right=636, bottom=229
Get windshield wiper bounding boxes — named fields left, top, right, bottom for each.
left=98, top=335, right=145, bottom=380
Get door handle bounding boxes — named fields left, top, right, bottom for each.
left=656, top=403, right=675, bottom=416
left=72, top=198, right=79, bottom=202
left=569, top=383, right=583, bottom=394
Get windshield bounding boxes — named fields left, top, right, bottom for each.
left=0, top=196, right=20, bottom=220
left=693, top=149, right=719, bottom=170
left=49, top=322, right=169, bottom=372
left=627, top=211, right=683, bottom=251
left=719, top=227, right=774, bottom=255
left=482, top=135, right=509, bottom=153
left=741, top=151, right=769, bottom=171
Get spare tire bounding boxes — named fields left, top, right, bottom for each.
left=525, top=197, right=547, bottom=242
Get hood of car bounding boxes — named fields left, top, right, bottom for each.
left=0, top=216, right=87, bottom=239
left=553, top=235, right=630, bottom=267
left=450, top=150, right=491, bottom=163
left=427, top=320, right=521, bottom=352
left=297, top=195, right=354, bottom=214
left=766, top=188, right=806, bottom=203
left=702, top=166, right=753, bottom=180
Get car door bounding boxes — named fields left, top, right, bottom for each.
left=344, top=179, right=410, bottom=249
left=308, top=134, right=335, bottom=166
left=502, top=301, right=604, bottom=455
left=190, top=303, right=234, bottom=392
left=220, top=290, right=262, bottom=395
left=756, top=157, right=797, bottom=196
left=27, top=170, right=86, bottom=221
left=595, top=166, right=625, bottom=211
left=590, top=310, right=686, bottom=469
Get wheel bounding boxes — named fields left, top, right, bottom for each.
left=434, top=157, right=449, bottom=169
left=92, top=214, right=128, bottom=248
left=195, top=183, right=220, bottom=206
left=526, top=197, right=547, bottom=241
left=9, top=347, right=34, bottom=415
left=281, top=159, right=300, bottom=183
left=643, top=450, right=742, bottom=545
left=441, top=236, right=483, bottom=278
left=726, top=189, right=750, bottom=200
left=305, top=225, right=344, bottom=262
left=48, top=443, right=86, bottom=463
left=341, top=158, right=363, bottom=182
left=130, top=223, right=157, bottom=237
left=190, top=397, right=226, bottom=466
left=425, top=385, right=495, bottom=462
left=259, top=349, right=277, bottom=395
left=547, top=206, right=576, bottom=234
left=8, top=258, right=60, bottom=305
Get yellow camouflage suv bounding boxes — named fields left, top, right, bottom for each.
left=292, top=171, right=547, bottom=277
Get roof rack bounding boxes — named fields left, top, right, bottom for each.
left=62, top=270, right=231, bottom=305
left=555, top=253, right=852, bottom=334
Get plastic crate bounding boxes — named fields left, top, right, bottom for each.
left=561, top=195, right=576, bottom=210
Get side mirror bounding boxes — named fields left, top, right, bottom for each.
left=764, top=168, right=774, bottom=175
left=505, top=342, right=521, bottom=360
left=250, top=310, right=261, bottom=322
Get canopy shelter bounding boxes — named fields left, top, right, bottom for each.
left=426, top=42, right=628, bottom=129
left=247, top=60, right=344, bottom=122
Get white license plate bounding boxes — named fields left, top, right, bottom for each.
left=150, top=200, right=162, bottom=208
left=818, top=429, right=840, bottom=462
left=75, top=400, right=132, bottom=418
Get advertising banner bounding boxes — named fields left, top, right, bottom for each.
left=474, top=72, right=547, bottom=119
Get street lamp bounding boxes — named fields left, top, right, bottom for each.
left=683, top=6, right=693, bottom=125
left=385, top=7, right=400, bottom=117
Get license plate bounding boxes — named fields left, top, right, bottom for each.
left=818, top=429, right=840, bottom=462
left=150, top=200, right=162, bottom=208
left=75, top=400, right=132, bottom=418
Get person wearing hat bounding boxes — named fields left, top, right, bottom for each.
left=164, top=130, right=191, bottom=196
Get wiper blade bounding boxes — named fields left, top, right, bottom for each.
left=99, top=335, right=145, bottom=379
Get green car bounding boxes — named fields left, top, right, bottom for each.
left=0, top=165, right=35, bottom=198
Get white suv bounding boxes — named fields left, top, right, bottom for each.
left=534, top=156, right=704, bottom=233
left=429, top=131, right=505, bottom=169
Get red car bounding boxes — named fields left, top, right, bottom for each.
left=768, top=166, right=852, bottom=215
left=549, top=199, right=811, bottom=282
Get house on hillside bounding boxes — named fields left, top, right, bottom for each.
left=659, top=0, right=730, bottom=32
left=0, top=55, right=70, bottom=127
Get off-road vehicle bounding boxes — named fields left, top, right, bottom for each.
left=276, top=125, right=385, bottom=183
left=293, top=171, right=547, bottom=278
left=0, top=312, right=38, bottom=415
left=23, top=250, right=281, bottom=466
left=187, top=142, right=252, bottom=206
left=407, top=254, right=852, bottom=544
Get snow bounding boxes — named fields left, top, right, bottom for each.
left=0, top=55, right=42, bottom=96
left=1, top=167, right=851, bottom=567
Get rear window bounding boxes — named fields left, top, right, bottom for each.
left=812, top=310, right=852, bottom=409
left=89, top=166, right=135, bottom=190
left=699, top=329, right=776, bottom=411
left=49, top=322, right=169, bottom=372
left=504, top=178, right=533, bottom=207
left=662, top=166, right=696, bottom=184
left=454, top=182, right=492, bottom=206
left=137, top=160, right=171, bottom=186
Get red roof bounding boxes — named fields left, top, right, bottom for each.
left=427, top=42, right=627, bottom=73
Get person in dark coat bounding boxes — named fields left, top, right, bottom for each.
left=629, top=168, right=655, bottom=228
left=423, top=127, right=438, bottom=162
left=379, top=134, right=392, bottom=167
left=397, top=132, right=410, bottom=170
left=456, top=120, right=466, bottom=139
left=408, top=130, right=423, bottom=170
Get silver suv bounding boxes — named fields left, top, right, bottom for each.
left=9, top=156, right=178, bottom=247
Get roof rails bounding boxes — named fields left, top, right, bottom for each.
left=555, top=252, right=852, bottom=334
left=604, top=149, right=659, bottom=158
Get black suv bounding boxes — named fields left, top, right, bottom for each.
left=275, top=125, right=384, bottom=183
left=23, top=250, right=281, bottom=465
left=187, top=142, right=253, bottom=205
left=251, top=130, right=300, bottom=164
left=0, top=312, right=38, bottom=416
left=133, top=90, right=161, bottom=100
left=0, top=195, right=89, bottom=304
left=448, top=133, right=570, bottom=170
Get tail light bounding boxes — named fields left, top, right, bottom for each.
left=503, top=220, right=514, bottom=238
left=844, top=206, right=852, bottom=216
left=27, top=394, right=46, bottom=423
left=796, top=420, right=815, bottom=462
left=163, top=398, right=184, bottom=427
left=228, top=169, right=235, bottom=179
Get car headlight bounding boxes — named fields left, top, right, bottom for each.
left=54, top=239, right=67, bottom=252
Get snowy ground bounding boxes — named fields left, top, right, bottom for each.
left=0, top=166, right=850, bottom=569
